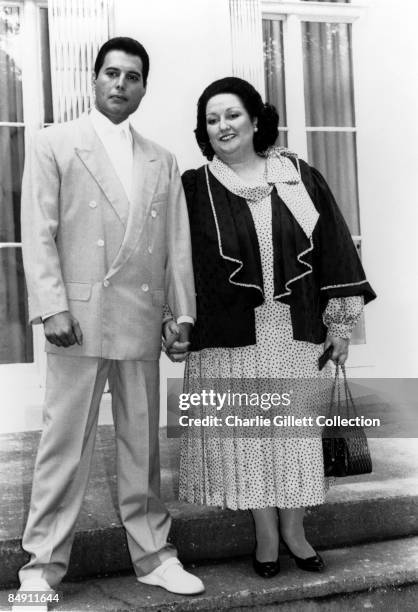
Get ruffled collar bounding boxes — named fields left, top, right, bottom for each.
left=209, top=146, right=319, bottom=238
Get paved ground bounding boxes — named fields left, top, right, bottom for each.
left=1, top=538, right=418, bottom=611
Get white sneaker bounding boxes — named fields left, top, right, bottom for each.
left=11, top=578, right=54, bottom=612
left=137, top=557, right=205, bottom=595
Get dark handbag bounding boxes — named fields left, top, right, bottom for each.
left=322, top=365, right=372, bottom=477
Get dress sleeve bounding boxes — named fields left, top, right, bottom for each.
left=323, top=296, right=364, bottom=339
left=308, top=164, right=376, bottom=305
left=162, top=303, right=173, bottom=322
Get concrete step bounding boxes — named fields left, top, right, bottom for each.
left=1, top=428, right=418, bottom=587
left=1, top=537, right=418, bottom=611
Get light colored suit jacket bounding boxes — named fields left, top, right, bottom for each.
left=21, top=114, right=195, bottom=360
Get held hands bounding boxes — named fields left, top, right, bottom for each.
left=43, top=311, right=83, bottom=347
left=323, top=334, right=349, bottom=366
left=163, top=320, right=192, bottom=362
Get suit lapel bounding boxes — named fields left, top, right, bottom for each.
left=74, top=115, right=130, bottom=228
left=73, top=116, right=162, bottom=279
left=105, top=129, right=161, bottom=279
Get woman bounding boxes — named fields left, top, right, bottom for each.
left=167, top=77, right=375, bottom=577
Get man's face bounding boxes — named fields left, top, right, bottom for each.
left=93, top=50, right=146, bottom=124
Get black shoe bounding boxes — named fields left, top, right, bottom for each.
left=282, top=541, right=325, bottom=572
left=291, top=551, right=325, bottom=572
left=252, top=554, right=280, bottom=578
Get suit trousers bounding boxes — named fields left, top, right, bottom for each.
left=19, top=354, right=176, bottom=587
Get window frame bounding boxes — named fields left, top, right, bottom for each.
left=0, top=0, right=49, bottom=389
left=262, top=3, right=363, bottom=237
left=262, top=0, right=375, bottom=363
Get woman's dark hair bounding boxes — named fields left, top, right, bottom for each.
left=195, top=77, right=279, bottom=160
left=94, top=37, right=150, bottom=86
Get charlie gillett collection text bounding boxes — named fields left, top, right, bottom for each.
left=177, top=415, right=381, bottom=428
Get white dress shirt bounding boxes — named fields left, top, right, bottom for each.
left=90, top=106, right=133, bottom=201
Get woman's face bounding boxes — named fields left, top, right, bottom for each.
left=205, top=93, right=257, bottom=161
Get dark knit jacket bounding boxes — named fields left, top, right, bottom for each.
left=182, top=159, right=376, bottom=352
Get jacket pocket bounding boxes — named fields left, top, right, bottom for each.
left=151, top=289, right=165, bottom=306
left=65, top=282, right=92, bottom=301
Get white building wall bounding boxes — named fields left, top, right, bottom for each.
left=113, top=0, right=233, bottom=170
left=352, top=0, right=418, bottom=377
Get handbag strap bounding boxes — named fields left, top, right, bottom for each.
left=341, top=364, right=358, bottom=419
left=326, top=364, right=358, bottom=420
left=326, top=365, right=341, bottom=419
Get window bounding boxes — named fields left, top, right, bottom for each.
left=262, top=0, right=365, bottom=342
left=263, top=18, right=288, bottom=146
left=302, top=21, right=359, bottom=234
left=0, top=0, right=53, bottom=365
left=0, top=4, right=32, bottom=363
left=39, top=6, right=53, bottom=124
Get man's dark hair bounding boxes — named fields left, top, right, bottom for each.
left=194, top=76, right=279, bottom=160
left=94, top=37, right=150, bottom=86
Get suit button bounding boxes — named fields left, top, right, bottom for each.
left=89, top=201, right=97, bottom=208
left=103, top=280, right=110, bottom=287
left=97, top=239, right=105, bottom=247
left=151, top=209, right=157, bottom=218
left=141, top=283, right=149, bottom=292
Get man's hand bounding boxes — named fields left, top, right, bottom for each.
left=323, top=334, right=349, bottom=366
left=163, top=320, right=191, bottom=362
left=43, top=311, right=83, bottom=347
left=163, top=319, right=179, bottom=349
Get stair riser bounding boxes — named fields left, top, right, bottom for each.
left=1, top=495, right=417, bottom=588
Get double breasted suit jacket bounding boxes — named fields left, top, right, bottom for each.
left=21, top=114, right=196, bottom=361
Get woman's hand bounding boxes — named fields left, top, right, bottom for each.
left=323, top=334, right=349, bottom=366
left=163, top=320, right=191, bottom=362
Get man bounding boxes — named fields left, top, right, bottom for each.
left=15, top=37, right=203, bottom=608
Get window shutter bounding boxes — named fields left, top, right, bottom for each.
left=47, top=0, right=110, bottom=122
left=229, top=0, right=265, bottom=96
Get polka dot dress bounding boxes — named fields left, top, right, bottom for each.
left=179, top=151, right=363, bottom=511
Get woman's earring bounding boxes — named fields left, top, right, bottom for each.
left=254, top=125, right=258, bottom=132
